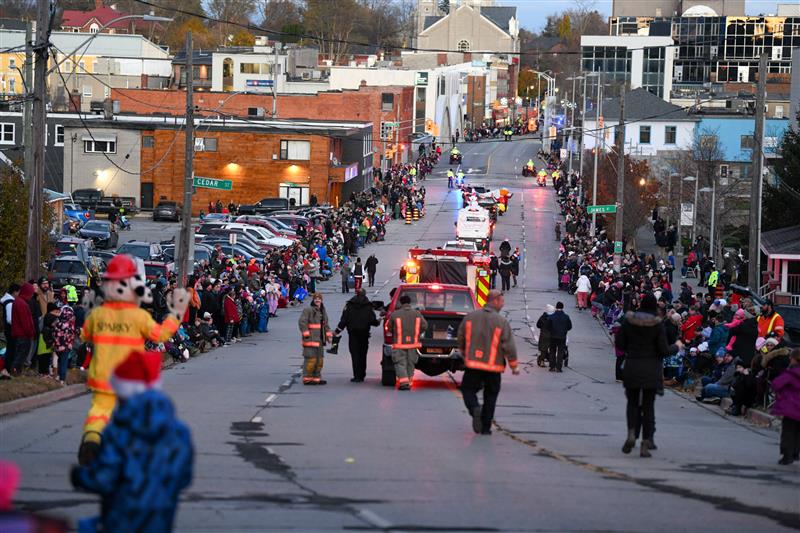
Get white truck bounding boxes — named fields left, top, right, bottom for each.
left=455, top=200, right=493, bottom=251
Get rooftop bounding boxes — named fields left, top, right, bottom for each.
left=600, top=88, right=696, bottom=122
left=761, top=225, right=800, bottom=257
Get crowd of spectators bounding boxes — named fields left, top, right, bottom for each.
left=545, top=154, right=794, bottom=418
left=1, top=161, right=428, bottom=383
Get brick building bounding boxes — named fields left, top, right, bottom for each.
left=62, top=116, right=373, bottom=213
left=110, top=85, right=414, bottom=167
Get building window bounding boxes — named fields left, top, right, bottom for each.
left=89, top=24, right=99, bottom=34
left=439, top=77, right=445, bottom=96
left=82, top=85, right=92, bottom=97
left=740, top=135, right=754, bottom=150
left=103, top=86, right=110, bottom=98
left=240, top=63, right=272, bottom=74
left=775, top=105, right=784, bottom=119
left=84, top=139, right=116, bottom=153
left=279, top=139, right=311, bottom=160
left=0, top=123, right=15, bottom=144
left=142, top=135, right=155, bottom=148
left=79, top=61, right=85, bottom=71
left=65, top=60, right=72, bottom=72
left=381, top=93, right=394, bottom=112
left=363, top=131, right=373, bottom=156
left=9, top=79, right=15, bottom=93
left=639, top=125, right=651, bottom=144
left=457, top=40, right=471, bottom=53
left=720, top=164, right=728, bottom=178
left=55, top=125, right=64, bottom=146
left=665, top=126, right=677, bottom=145
left=9, top=58, right=15, bottom=69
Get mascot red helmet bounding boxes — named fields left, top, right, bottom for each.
left=103, top=254, right=138, bottom=280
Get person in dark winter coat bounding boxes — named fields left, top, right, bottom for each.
left=365, top=254, right=379, bottom=287
left=335, top=289, right=380, bottom=382
left=615, top=294, right=682, bottom=457
left=728, top=314, right=759, bottom=366
left=536, top=305, right=555, bottom=367
left=547, top=302, right=572, bottom=372
left=71, top=351, right=193, bottom=533
left=498, top=256, right=513, bottom=291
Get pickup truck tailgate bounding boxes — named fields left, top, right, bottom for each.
left=419, top=313, right=465, bottom=356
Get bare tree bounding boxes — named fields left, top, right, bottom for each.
left=303, top=0, right=357, bottom=64
left=207, top=0, right=257, bottom=45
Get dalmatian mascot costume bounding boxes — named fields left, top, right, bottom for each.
left=78, top=254, right=188, bottom=465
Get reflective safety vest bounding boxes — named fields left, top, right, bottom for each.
left=758, top=312, right=785, bottom=339
left=405, top=264, right=419, bottom=284
left=526, top=160, right=534, bottom=168
left=389, top=304, right=427, bottom=349
left=298, top=304, right=331, bottom=348
left=456, top=171, right=465, bottom=180
left=64, top=284, right=79, bottom=303
left=447, top=170, right=455, bottom=178
left=707, top=270, right=719, bottom=287
left=410, top=167, right=417, bottom=176
left=457, top=306, right=518, bottom=373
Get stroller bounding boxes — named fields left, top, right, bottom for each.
left=558, top=270, right=572, bottom=292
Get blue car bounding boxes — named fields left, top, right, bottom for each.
left=64, top=203, right=93, bottom=226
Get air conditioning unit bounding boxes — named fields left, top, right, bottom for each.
left=247, top=107, right=265, bottom=117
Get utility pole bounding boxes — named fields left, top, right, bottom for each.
left=26, top=0, right=51, bottom=281
left=272, top=41, right=278, bottom=118
left=23, top=23, right=33, bottom=176
left=590, top=74, right=602, bottom=236
left=567, top=76, right=577, bottom=174
left=748, top=52, right=767, bottom=288
left=613, top=85, right=626, bottom=273
left=578, top=74, right=587, bottom=188
left=23, top=21, right=33, bottom=188
left=177, top=32, right=194, bottom=288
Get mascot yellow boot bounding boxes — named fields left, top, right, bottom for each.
left=78, top=254, right=188, bottom=465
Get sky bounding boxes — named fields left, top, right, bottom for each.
left=505, top=0, right=784, bottom=33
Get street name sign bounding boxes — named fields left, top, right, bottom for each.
left=193, top=176, right=233, bottom=191
left=587, top=204, right=617, bottom=214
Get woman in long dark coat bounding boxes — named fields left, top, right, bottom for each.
left=615, top=294, right=682, bottom=457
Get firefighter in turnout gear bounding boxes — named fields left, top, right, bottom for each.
left=457, top=290, right=518, bottom=434
left=388, top=294, right=428, bottom=390
left=299, top=293, right=332, bottom=385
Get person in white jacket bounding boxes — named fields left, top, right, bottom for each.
left=575, top=273, right=592, bottom=310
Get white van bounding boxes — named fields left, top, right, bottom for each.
left=222, top=223, right=294, bottom=248
left=456, top=201, right=492, bottom=250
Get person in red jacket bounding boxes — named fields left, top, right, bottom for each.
left=10, top=282, right=35, bottom=375
left=223, top=289, right=239, bottom=343
left=681, top=306, right=703, bottom=343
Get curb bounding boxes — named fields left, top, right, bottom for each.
left=0, top=384, right=87, bottom=418
left=720, top=397, right=778, bottom=428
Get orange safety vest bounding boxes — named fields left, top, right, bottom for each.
left=390, top=304, right=427, bottom=349
left=458, top=306, right=518, bottom=373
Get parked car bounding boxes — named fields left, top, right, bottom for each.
left=73, top=188, right=139, bottom=215
left=162, top=243, right=213, bottom=265
left=201, top=238, right=265, bottom=261
left=64, top=203, right=93, bottom=225
left=153, top=201, right=182, bottom=222
left=143, top=261, right=175, bottom=281
left=48, top=255, right=104, bottom=291
left=89, top=249, right=117, bottom=263
left=202, top=234, right=265, bottom=256
left=202, top=213, right=233, bottom=223
left=237, top=197, right=290, bottom=215
left=117, top=241, right=164, bottom=261
left=267, top=214, right=312, bottom=231
left=221, top=223, right=294, bottom=248
left=77, top=220, right=119, bottom=249
left=54, top=236, right=93, bottom=263
left=235, top=215, right=298, bottom=239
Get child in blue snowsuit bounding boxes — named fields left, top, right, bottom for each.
left=256, top=293, right=269, bottom=333
left=71, top=351, right=193, bottom=533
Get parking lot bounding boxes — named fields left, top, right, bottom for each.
left=118, top=213, right=187, bottom=247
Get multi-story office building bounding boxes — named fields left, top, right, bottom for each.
left=609, top=11, right=800, bottom=86
left=581, top=36, right=675, bottom=99
left=612, top=0, right=744, bottom=18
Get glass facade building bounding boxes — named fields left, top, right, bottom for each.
left=610, top=15, right=800, bottom=85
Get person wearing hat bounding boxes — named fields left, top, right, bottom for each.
left=298, top=293, right=332, bottom=385
left=78, top=254, right=189, bottom=466
left=615, top=294, right=683, bottom=457
left=71, top=351, right=194, bottom=532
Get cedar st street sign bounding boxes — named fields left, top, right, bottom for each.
left=193, top=176, right=233, bottom=191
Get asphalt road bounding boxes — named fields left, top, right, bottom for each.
left=3, top=136, right=799, bottom=532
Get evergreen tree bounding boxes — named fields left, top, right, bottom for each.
left=762, top=111, right=800, bottom=230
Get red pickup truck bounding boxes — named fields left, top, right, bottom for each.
left=381, top=283, right=478, bottom=386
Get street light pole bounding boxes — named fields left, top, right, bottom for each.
left=613, top=85, right=626, bottom=273
left=590, top=73, right=602, bottom=236
left=691, top=175, right=700, bottom=244
left=578, top=75, right=587, bottom=180
left=748, top=52, right=767, bottom=287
